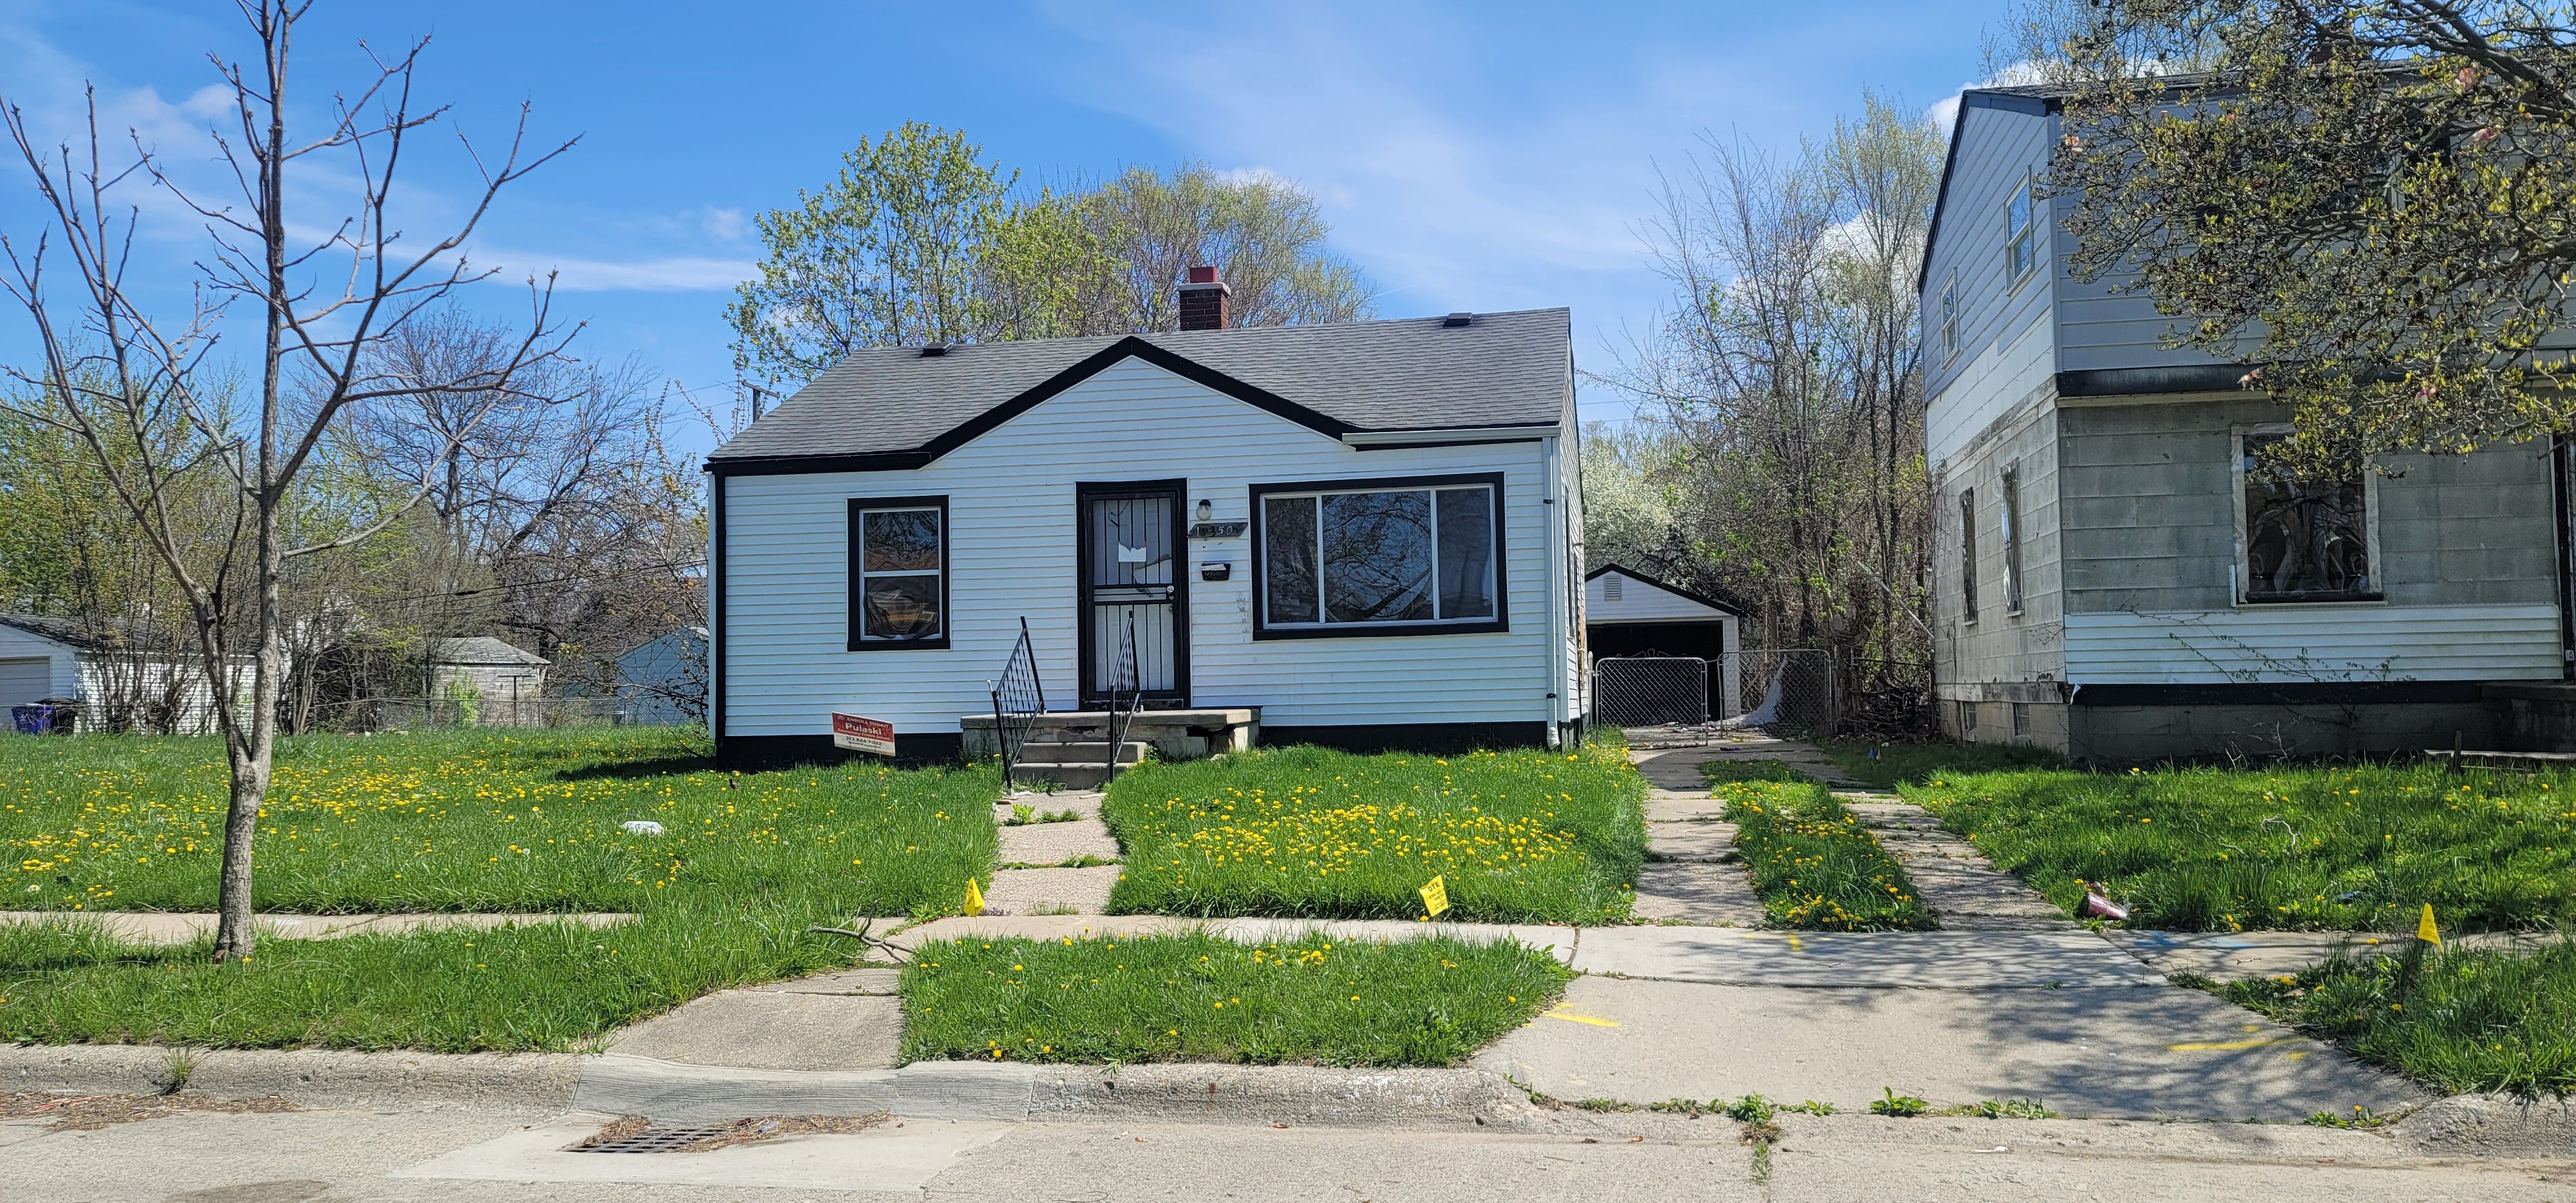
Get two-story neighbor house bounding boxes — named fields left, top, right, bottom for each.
left=1922, top=83, right=2576, bottom=762
left=703, top=271, right=1586, bottom=766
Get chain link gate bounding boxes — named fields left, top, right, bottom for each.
left=1591, top=655, right=1711, bottom=727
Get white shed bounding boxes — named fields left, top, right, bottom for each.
left=1582, top=566, right=1747, bottom=719
left=0, top=613, right=246, bottom=734
left=425, top=638, right=549, bottom=704
left=703, top=276, right=1584, bottom=766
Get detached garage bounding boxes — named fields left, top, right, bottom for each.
left=1584, top=565, right=1747, bottom=723
left=1, top=614, right=246, bottom=734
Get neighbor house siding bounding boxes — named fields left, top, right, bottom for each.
left=2057, top=397, right=2562, bottom=684
left=1923, top=102, right=2058, bottom=469
left=719, top=356, right=1560, bottom=740
left=0, top=625, right=79, bottom=701
left=1933, top=393, right=2067, bottom=696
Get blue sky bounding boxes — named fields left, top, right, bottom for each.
left=0, top=1, right=2003, bottom=446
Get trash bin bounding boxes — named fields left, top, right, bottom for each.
left=10, top=699, right=79, bottom=735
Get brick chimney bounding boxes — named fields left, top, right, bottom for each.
left=1177, top=265, right=1231, bottom=331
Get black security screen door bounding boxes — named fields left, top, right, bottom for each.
left=1077, top=480, right=1188, bottom=707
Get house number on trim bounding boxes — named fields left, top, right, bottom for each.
left=1188, top=521, right=1247, bottom=539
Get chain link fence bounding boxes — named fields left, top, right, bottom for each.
left=307, top=696, right=641, bottom=732
left=1591, top=656, right=1712, bottom=727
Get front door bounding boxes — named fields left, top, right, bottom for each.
left=1077, top=480, right=1189, bottom=708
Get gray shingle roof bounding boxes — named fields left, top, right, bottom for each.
left=708, top=308, right=1572, bottom=465
left=427, top=637, right=549, bottom=667
left=0, top=613, right=108, bottom=650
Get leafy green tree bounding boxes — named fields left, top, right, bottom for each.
left=726, top=122, right=1017, bottom=395
left=2047, top=1, right=2576, bottom=465
left=1074, top=162, right=1376, bottom=332
left=728, top=138, right=1378, bottom=396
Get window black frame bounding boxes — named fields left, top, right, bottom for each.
left=1248, top=472, right=1509, bottom=640
left=846, top=495, right=951, bottom=652
left=1958, top=486, right=1980, bottom=624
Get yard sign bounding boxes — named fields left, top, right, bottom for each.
left=1419, top=875, right=1450, bottom=919
left=830, top=712, right=896, bottom=757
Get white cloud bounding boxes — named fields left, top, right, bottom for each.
left=699, top=206, right=748, bottom=242
left=1929, top=61, right=2047, bottom=135
left=471, top=251, right=753, bottom=293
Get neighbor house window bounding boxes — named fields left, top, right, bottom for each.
left=2236, top=431, right=2377, bottom=603
left=2012, top=701, right=2031, bottom=739
left=2005, top=178, right=2038, bottom=283
left=1958, top=488, right=1979, bottom=623
left=1253, top=474, right=1504, bottom=637
left=1959, top=700, right=1980, bottom=735
left=2000, top=464, right=2024, bottom=614
left=848, top=497, right=948, bottom=650
left=1939, top=271, right=1960, bottom=362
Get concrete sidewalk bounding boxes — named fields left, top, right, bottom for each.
left=0, top=910, right=632, bottom=944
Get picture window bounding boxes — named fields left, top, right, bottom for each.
left=2237, top=432, right=2378, bottom=604
left=1254, top=475, right=1504, bottom=638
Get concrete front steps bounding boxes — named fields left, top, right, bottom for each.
left=963, top=707, right=1258, bottom=789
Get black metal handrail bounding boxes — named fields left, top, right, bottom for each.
left=991, top=617, right=1045, bottom=789
left=1103, top=611, right=1142, bottom=777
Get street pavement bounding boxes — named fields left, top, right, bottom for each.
left=5, top=1101, right=2567, bottom=1202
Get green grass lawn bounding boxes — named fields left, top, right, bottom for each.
left=2221, top=941, right=2576, bottom=1098
left=0, top=728, right=998, bottom=1051
left=900, top=931, right=1568, bottom=1066
left=1099, top=742, right=1647, bottom=924
left=1907, top=761, right=2576, bottom=933
left=1719, top=781, right=1935, bottom=931
left=1813, top=739, right=2065, bottom=790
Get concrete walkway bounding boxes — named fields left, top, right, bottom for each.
left=0, top=910, right=632, bottom=943
left=1838, top=793, right=2077, bottom=931
left=984, top=790, right=1121, bottom=914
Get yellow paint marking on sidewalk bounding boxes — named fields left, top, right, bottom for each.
left=2168, top=1036, right=2304, bottom=1052
left=1544, top=1007, right=1622, bottom=1028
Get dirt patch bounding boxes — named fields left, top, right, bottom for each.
left=0, top=1091, right=298, bottom=1131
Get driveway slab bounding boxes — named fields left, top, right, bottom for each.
left=1630, top=863, right=1766, bottom=926
left=1573, top=927, right=2164, bottom=988
left=1645, top=822, right=1738, bottom=862
left=1474, top=975, right=2419, bottom=1120
left=602, top=991, right=903, bottom=1072
left=2099, top=928, right=2555, bottom=980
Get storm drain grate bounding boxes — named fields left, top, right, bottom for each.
left=574, top=1125, right=733, bottom=1153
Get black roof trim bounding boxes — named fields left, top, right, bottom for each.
left=706, top=336, right=1358, bottom=477
left=1584, top=564, right=1750, bottom=618
left=2056, top=366, right=2253, bottom=398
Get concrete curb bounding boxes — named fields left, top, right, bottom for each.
left=0, top=1043, right=581, bottom=1113
left=573, top=1054, right=1544, bottom=1130
left=2394, top=1093, right=2576, bottom=1158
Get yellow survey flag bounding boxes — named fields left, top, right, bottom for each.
left=2416, top=903, right=2441, bottom=947
left=1419, top=875, right=1450, bottom=920
left=964, top=876, right=987, bottom=917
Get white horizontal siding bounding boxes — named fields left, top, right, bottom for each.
left=1924, top=104, right=2058, bottom=468
left=0, top=624, right=79, bottom=704
left=1585, top=571, right=1728, bottom=624
left=721, top=356, right=1559, bottom=738
left=2062, top=604, right=2561, bottom=685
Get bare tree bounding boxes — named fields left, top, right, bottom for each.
left=0, top=0, right=574, bottom=960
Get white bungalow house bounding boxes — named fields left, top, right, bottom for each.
left=703, top=270, right=1585, bottom=766
left=0, top=613, right=247, bottom=734
left=1923, top=83, right=2575, bottom=761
